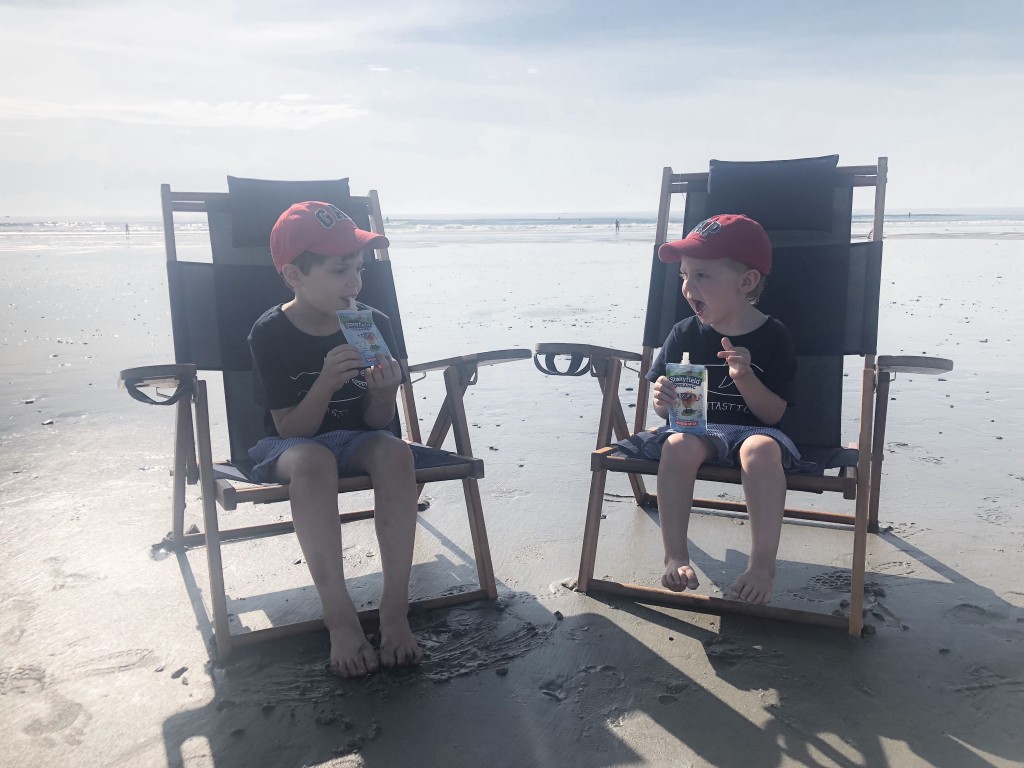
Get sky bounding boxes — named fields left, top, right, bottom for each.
left=0, top=0, right=1022, bottom=217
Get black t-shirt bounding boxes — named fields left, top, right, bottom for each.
left=248, top=302, right=401, bottom=438
left=647, top=316, right=797, bottom=427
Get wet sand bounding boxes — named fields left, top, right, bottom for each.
left=1, top=231, right=1022, bottom=767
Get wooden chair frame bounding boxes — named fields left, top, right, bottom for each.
left=535, top=158, right=953, bottom=636
left=121, top=185, right=529, bottom=658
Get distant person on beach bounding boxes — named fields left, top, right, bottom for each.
left=615, top=219, right=620, bottom=233
left=619, top=214, right=811, bottom=605
left=246, top=201, right=423, bottom=676
left=124, top=223, right=129, bottom=236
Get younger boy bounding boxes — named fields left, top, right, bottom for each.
left=247, top=201, right=423, bottom=676
left=639, top=214, right=811, bottom=605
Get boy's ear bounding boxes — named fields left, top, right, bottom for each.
left=280, top=262, right=302, bottom=288
left=740, top=268, right=760, bottom=291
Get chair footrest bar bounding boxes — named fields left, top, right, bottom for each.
left=587, top=579, right=849, bottom=630
left=177, top=508, right=378, bottom=547
left=688, top=498, right=857, bottom=526
left=227, top=589, right=490, bottom=649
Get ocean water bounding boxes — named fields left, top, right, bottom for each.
left=0, top=211, right=1022, bottom=253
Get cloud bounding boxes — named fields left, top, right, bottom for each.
left=0, top=97, right=367, bottom=129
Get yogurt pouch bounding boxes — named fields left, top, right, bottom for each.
left=665, top=353, right=707, bottom=434
left=336, top=309, right=392, bottom=367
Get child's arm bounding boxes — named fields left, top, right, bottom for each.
left=718, top=337, right=787, bottom=425
left=271, top=345, right=364, bottom=438
left=362, top=353, right=403, bottom=430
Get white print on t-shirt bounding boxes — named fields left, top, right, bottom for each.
left=289, top=369, right=368, bottom=419
left=705, top=361, right=767, bottom=416
left=290, top=370, right=366, bottom=405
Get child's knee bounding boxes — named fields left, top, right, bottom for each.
left=283, top=443, right=337, bottom=485
left=362, top=434, right=414, bottom=475
left=660, top=433, right=707, bottom=472
left=738, top=436, right=782, bottom=471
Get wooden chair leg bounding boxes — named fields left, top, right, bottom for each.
left=598, top=370, right=648, bottom=506
left=578, top=469, right=608, bottom=593
left=868, top=371, right=892, bottom=533
left=578, top=357, right=622, bottom=593
left=194, top=380, right=233, bottom=658
left=462, top=478, right=497, bottom=598
left=425, top=394, right=455, bottom=449
left=443, top=365, right=496, bottom=598
left=182, top=407, right=199, bottom=486
left=849, top=490, right=869, bottom=637
left=848, top=363, right=876, bottom=636
left=171, top=397, right=191, bottom=547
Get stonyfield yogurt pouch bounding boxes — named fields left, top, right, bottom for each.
left=337, top=309, right=392, bottom=367
left=665, top=353, right=707, bottom=434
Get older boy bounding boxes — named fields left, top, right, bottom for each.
left=247, top=201, right=423, bottom=676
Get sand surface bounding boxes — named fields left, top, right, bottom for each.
left=1, top=227, right=1022, bottom=767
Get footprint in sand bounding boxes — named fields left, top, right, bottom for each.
left=874, top=560, right=916, bottom=576
left=975, top=509, right=1010, bottom=526
left=79, top=648, right=156, bottom=677
left=0, top=665, right=46, bottom=695
left=806, top=569, right=852, bottom=591
left=944, top=604, right=1006, bottom=625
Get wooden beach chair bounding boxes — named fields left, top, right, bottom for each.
left=120, top=176, right=529, bottom=658
left=533, top=156, right=953, bottom=636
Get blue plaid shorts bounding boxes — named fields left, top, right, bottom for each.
left=616, top=423, right=815, bottom=473
left=248, top=429, right=391, bottom=484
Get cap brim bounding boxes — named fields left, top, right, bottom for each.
left=352, top=229, right=389, bottom=252
left=312, top=228, right=390, bottom=257
left=657, top=238, right=722, bottom=263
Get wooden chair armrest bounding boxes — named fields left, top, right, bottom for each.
left=407, top=348, right=530, bottom=374
left=533, top=342, right=642, bottom=377
left=877, top=355, right=954, bottom=375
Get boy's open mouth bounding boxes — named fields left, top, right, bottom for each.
left=691, top=299, right=706, bottom=314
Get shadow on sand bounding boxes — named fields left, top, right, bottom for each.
left=159, top=508, right=1024, bottom=768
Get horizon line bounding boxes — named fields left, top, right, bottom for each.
left=4, top=206, right=1024, bottom=222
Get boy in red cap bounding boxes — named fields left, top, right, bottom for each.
left=247, top=201, right=423, bottom=676
left=620, top=214, right=811, bottom=605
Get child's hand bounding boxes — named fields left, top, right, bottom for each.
left=321, top=345, right=364, bottom=390
left=364, top=353, right=402, bottom=391
left=718, top=337, right=753, bottom=380
left=652, top=375, right=678, bottom=411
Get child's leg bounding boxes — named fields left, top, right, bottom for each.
left=274, top=443, right=379, bottom=677
left=346, top=434, right=424, bottom=668
left=657, top=433, right=712, bottom=591
left=730, top=435, right=787, bottom=605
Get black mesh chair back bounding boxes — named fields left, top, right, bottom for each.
left=165, top=179, right=407, bottom=472
left=641, top=156, right=881, bottom=469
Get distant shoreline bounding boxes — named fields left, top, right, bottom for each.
left=3, top=209, right=1024, bottom=226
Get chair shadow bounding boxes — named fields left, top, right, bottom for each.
left=157, top=515, right=783, bottom=768
left=159, top=505, right=1023, bottom=768
left=614, top=506, right=1024, bottom=768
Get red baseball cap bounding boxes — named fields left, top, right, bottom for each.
left=269, top=201, right=389, bottom=272
left=657, top=214, right=772, bottom=275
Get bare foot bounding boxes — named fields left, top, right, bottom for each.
left=728, top=567, right=774, bottom=605
left=379, top=612, right=424, bottom=669
left=662, top=558, right=699, bottom=592
left=327, top=619, right=379, bottom=678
